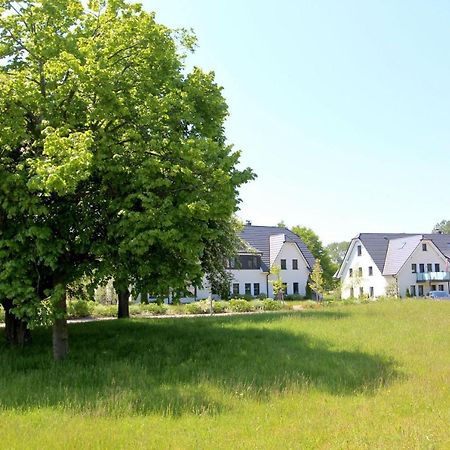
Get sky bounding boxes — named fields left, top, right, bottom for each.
left=143, top=0, right=450, bottom=244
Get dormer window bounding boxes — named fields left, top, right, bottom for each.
left=357, top=245, right=362, bottom=256
left=422, top=243, right=427, bottom=251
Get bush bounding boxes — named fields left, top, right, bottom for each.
left=229, top=299, right=254, bottom=313
left=284, top=294, right=304, bottom=301
left=252, top=300, right=265, bottom=311
left=262, top=299, right=283, bottom=311
left=140, top=303, right=168, bottom=315
left=67, top=300, right=95, bottom=318
left=257, top=293, right=268, bottom=300
left=92, top=303, right=117, bottom=317
left=212, top=301, right=227, bottom=314
left=185, top=302, right=204, bottom=315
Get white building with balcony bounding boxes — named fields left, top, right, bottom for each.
left=336, top=233, right=450, bottom=298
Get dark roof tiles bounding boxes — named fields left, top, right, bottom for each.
left=239, top=225, right=315, bottom=269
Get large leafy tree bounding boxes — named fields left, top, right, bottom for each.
left=326, top=241, right=349, bottom=266
left=0, top=0, right=254, bottom=358
left=291, top=226, right=337, bottom=290
left=432, top=220, right=450, bottom=234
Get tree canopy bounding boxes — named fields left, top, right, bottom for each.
left=325, top=241, right=349, bottom=266
left=432, top=220, right=450, bottom=234
left=0, top=0, right=254, bottom=356
left=291, top=226, right=337, bottom=290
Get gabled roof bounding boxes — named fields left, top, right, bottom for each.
left=383, top=235, right=422, bottom=275
left=339, top=232, right=450, bottom=276
left=239, top=225, right=315, bottom=270
left=358, top=233, right=413, bottom=272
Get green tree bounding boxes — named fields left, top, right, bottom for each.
left=291, top=226, right=337, bottom=289
left=326, top=241, right=350, bottom=266
left=0, top=0, right=254, bottom=358
left=270, top=265, right=285, bottom=301
left=432, top=220, right=450, bottom=234
left=277, top=220, right=286, bottom=228
left=308, top=259, right=325, bottom=301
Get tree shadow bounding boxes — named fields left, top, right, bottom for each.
left=0, top=316, right=400, bottom=417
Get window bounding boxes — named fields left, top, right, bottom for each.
left=427, top=263, right=432, bottom=272
left=438, top=284, right=444, bottom=291
left=349, top=268, right=353, bottom=277
left=369, top=287, right=374, bottom=297
left=350, top=287, right=354, bottom=298
left=411, top=264, right=417, bottom=273
left=280, top=259, right=287, bottom=270
left=419, top=264, right=425, bottom=273
left=435, top=263, right=440, bottom=272
left=359, top=287, right=364, bottom=297
left=431, top=284, right=437, bottom=291
left=357, top=245, right=362, bottom=256
left=358, top=267, right=363, bottom=277
left=245, top=283, right=251, bottom=295
left=422, top=243, right=427, bottom=251
left=293, top=282, right=299, bottom=294
left=410, top=285, right=416, bottom=296
left=282, top=283, right=288, bottom=295
left=368, top=266, right=373, bottom=276
left=228, top=258, right=236, bottom=269
left=418, top=285, right=424, bottom=296
left=253, top=283, right=260, bottom=296
left=292, top=259, right=298, bottom=270
left=232, top=283, right=239, bottom=295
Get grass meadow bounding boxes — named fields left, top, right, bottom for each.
left=0, top=300, right=449, bottom=449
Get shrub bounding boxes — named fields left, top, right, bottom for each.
left=229, top=299, right=254, bottom=313
left=185, top=302, right=204, bottom=315
left=67, top=300, right=95, bottom=318
left=284, top=294, right=304, bottom=301
left=262, top=299, right=283, bottom=311
left=92, top=303, right=117, bottom=317
left=252, top=300, right=265, bottom=311
left=140, top=303, right=168, bottom=315
left=129, top=304, right=141, bottom=316
left=257, top=293, right=268, bottom=300
left=212, top=301, right=227, bottom=314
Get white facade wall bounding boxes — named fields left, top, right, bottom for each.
left=269, top=242, right=310, bottom=297
left=397, top=240, right=450, bottom=297
left=228, top=269, right=268, bottom=297
left=340, top=239, right=387, bottom=299
left=227, top=242, right=311, bottom=298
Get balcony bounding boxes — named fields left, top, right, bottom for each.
left=416, top=271, right=450, bottom=282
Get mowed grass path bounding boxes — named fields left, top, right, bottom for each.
left=0, top=301, right=449, bottom=449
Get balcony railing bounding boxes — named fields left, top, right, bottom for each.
left=416, top=271, right=450, bottom=282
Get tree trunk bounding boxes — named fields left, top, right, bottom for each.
left=52, top=295, right=69, bottom=360
left=118, top=288, right=130, bottom=318
left=1, top=299, right=31, bottom=347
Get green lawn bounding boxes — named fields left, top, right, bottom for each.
left=1, top=300, right=449, bottom=449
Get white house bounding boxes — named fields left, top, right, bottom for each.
left=336, top=233, right=450, bottom=298
left=224, top=224, right=315, bottom=298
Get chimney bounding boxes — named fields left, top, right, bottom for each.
left=246, top=220, right=252, bottom=226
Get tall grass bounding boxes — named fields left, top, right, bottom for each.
left=0, top=300, right=449, bottom=449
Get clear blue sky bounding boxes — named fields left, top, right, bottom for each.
left=143, top=0, right=450, bottom=244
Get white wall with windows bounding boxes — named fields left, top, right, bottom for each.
left=269, top=242, right=310, bottom=297
left=339, top=239, right=387, bottom=299
left=397, top=240, right=449, bottom=297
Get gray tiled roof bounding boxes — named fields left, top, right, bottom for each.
left=357, top=232, right=450, bottom=272
left=239, top=225, right=315, bottom=270
left=358, top=233, right=413, bottom=272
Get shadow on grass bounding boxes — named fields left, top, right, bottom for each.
left=0, top=315, right=399, bottom=417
